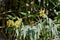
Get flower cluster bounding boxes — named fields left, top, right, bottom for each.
left=7, top=18, right=22, bottom=28
left=39, top=9, right=48, bottom=18
left=14, top=18, right=22, bottom=28
left=39, top=9, right=45, bottom=17
left=7, top=20, right=14, bottom=27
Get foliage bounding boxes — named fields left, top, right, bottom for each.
left=0, top=0, right=60, bottom=40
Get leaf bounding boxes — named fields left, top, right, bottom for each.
left=20, top=12, right=27, bottom=16
left=57, top=12, right=60, bottom=20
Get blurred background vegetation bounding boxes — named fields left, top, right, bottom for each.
left=0, top=0, right=60, bottom=40
left=0, top=0, right=60, bottom=24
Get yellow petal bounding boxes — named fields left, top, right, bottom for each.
left=7, top=20, right=14, bottom=27
left=15, top=21, right=19, bottom=28
left=39, top=9, right=45, bottom=17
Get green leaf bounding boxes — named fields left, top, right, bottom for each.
left=20, top=12, right=27, bottom=16
left=57, top=12, right=60, bottom=20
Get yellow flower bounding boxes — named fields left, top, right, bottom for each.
left=39, top=9, right=45, bottom=17
left=14, top=21, right=20, bottom=28
left=14, top=18, right=22, bottom=28
left=7, top=20, right=14, bottom=27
